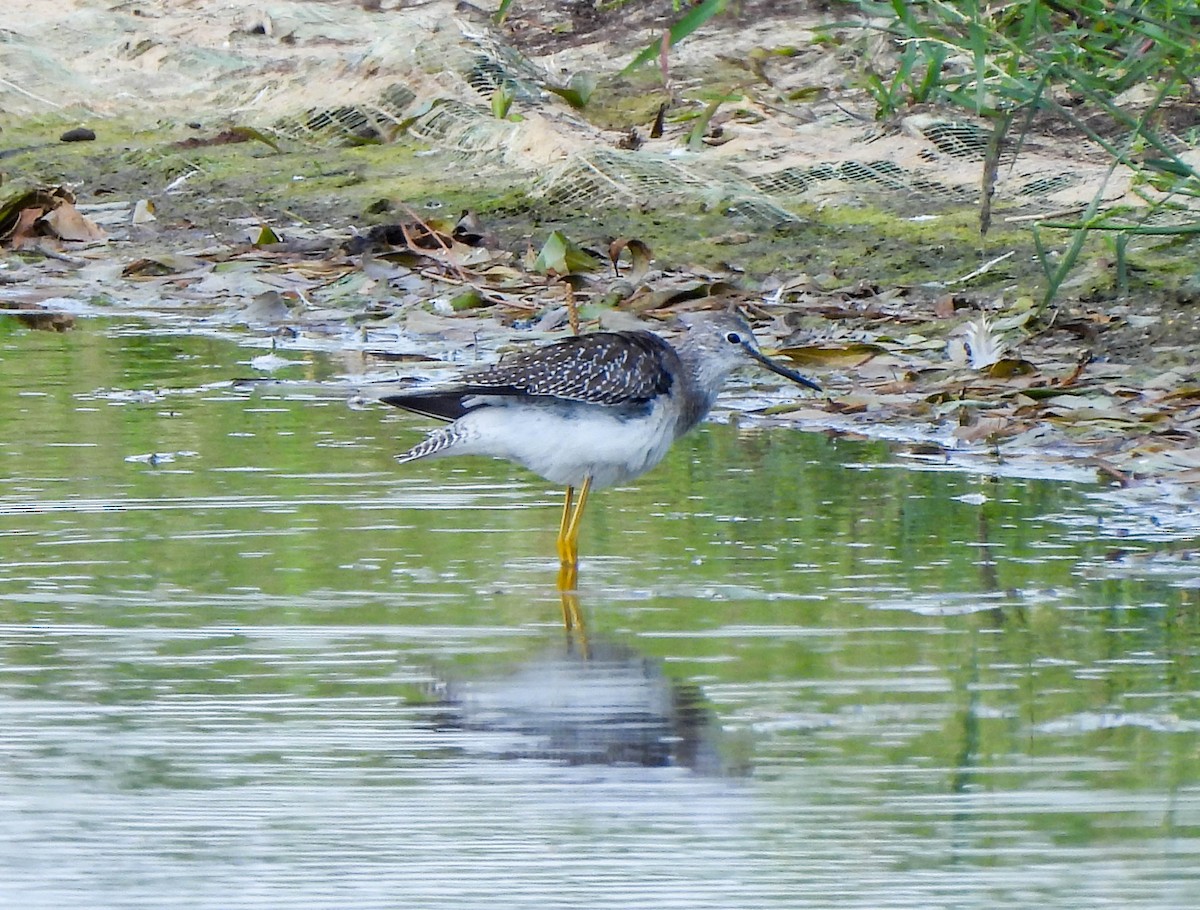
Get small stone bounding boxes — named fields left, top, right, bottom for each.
left=60, top=127, right=96, bottom=143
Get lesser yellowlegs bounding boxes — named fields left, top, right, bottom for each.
left=381, top=310, right=820, bottom=573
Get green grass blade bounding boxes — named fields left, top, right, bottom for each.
left=621, top=0, right=728, bottom=75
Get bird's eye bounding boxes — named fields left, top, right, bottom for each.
left=725, top=332, right=742, bottom=344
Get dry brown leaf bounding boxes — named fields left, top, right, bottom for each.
left=954, top=415, right=1016, bottom=443
left=122, top=253, right=209, bottom=277
left=933, top=294, right=958, bottom=319
left=767, top=405, right=830, bottom=421
left=608, top=238, right=653, bottom=283
left=41, top=201, right=106, bottom=243
left=825, top=397, right=871, bottom=414
left=8, top=208, right=43, bottom=249
left=1163, top=386, right=1200, bottom=401
left=1045, top=407, right=1139, bottom=425
left=622, top=282, right=736, bottom=314
left=1056, top=352, right=1093, bottom=388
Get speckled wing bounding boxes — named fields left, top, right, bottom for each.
left=381, top=331, right=678, bottom=422
left=464, top=331, right=678, bottom=405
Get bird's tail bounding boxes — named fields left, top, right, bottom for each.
left=395, top=426, right=469, bottom=464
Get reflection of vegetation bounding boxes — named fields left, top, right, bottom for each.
left=829, top=0, right=1200, bottom=309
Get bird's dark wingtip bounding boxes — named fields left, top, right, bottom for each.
left=379, top=391, right=471, bottom=422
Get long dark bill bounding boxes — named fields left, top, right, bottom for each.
left=743, top=345, right=822, bottom=392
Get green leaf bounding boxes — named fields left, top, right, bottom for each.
left=227, top=126, right=282, bottom=153
left=545, top=72, right=597, bottom=109
left=532, top=231, right=600, bottom=276
left=621, top=0, right=728, bottom=75
left=491, top=82, right=515, bottom=120
left=253, top=224, right=282, bottom=246
left=686, top=97, right=724, bottom=150
left=449, top=287, right=489, bottom=311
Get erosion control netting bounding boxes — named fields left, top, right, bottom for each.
left=4, top=0, right=1198, bottom=229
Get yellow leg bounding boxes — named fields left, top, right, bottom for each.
left=556, top=562, right=578, bottom=592
left=561, top=475, right=591, bottom=568
left=559, top=587, right=590, bottom=656
left=556, top=486, right=575, bottom=565
left=560, top=588, right=581, bottom=630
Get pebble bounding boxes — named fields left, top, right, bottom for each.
left=60, top=127, right=96, bottom=143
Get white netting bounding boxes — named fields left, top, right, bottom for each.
left=3, top=0, right=1196, bottom=228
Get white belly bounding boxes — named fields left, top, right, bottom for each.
left=449, top=399, right=681, bottom=489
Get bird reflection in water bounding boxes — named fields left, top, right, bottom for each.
left=430, top=591, right=745, bottom=774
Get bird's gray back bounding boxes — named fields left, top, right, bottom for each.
left=456, top=330, right=680, bottom=406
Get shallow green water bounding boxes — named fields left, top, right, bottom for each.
left=1, top=316, right=1197, bottom=909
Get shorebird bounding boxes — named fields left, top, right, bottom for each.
left=381, top=310, right=819, bottom=577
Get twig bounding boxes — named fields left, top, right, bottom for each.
left=1057, top=351, right=1093, bottom=388
left=1094, top=459, right=1132, bottom=487
left=26, top=242, right=86, bottom=265
left=0, top=77, right=63, bottom=109
left=1005, top=205, right=1091, bottom=224
left=949, top=250, right=1015, bottom=285
left=399, top=204, right=470, bottom=284
left=564, top=280, right=580, bottom=336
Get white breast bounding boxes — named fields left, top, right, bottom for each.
left=449, top=397, right=682, bottom=489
